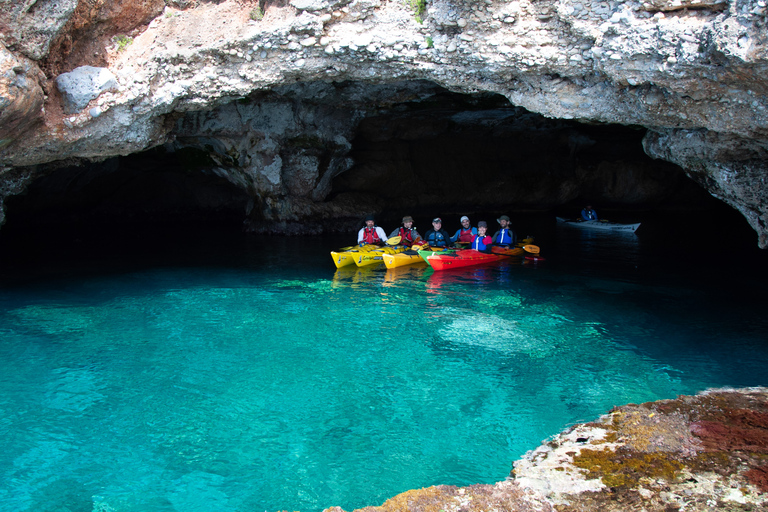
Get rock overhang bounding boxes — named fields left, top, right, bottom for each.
left=0, top=0, right=766, bottom=244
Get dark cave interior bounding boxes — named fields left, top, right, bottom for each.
left=2, top=89, right=722, bottom=239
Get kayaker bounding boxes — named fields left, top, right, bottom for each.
left=581, top=205, right=598, bottom=221
left=389, top=215, right=421, bottom=246
left=357, top=215, right=388, bottom=245
left=469, top=221, right=493, bottom=252
left=450, top=215, right=477, bottom=244
left=491, top=215, right=517, bottom=248
left=423, top=218, right=453, bottom=248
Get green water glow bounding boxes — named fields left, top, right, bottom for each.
left=1, top=228, right=767, bottom=512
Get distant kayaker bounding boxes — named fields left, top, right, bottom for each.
left=389, top=215, right=421, bottom=246
left=581, top=205, right=598, bottom=221
left=491, top=215, right=517, bottom=248
left=450, top=215, right=477, bottom=244
left=357, top=215, right=388, bottom=245
left=423, top=218, right=453, bottom=248
left=469, top=221, right=493, bottom=252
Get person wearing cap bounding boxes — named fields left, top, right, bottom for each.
left=491, top=215, right=517, bottom=248
left=423, top=217, right=453, bottom=248
left=469, top=221, right=493, bottom=252
left=357, top=215, right=388, bottom=245
left=450, top=215, right=477, bottom=244
left=389, top=215, right=421, bottom=247
left=581, top=205, right=598, bottom=222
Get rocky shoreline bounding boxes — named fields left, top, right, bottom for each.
left=327, top=388, right=768, bottom=512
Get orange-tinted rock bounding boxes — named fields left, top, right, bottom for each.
left=0, top=44, right=45, bottom=147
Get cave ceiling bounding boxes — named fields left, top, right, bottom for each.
left=0, top=0, right=766, bottom=245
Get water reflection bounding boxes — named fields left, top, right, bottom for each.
left=383, top=263, right=428, bottom=285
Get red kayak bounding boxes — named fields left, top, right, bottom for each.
left=427, top=249, right=502, bottom=271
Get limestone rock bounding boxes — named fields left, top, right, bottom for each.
left=55, top=66, right=119, bottom=114
left=0, top=0, right=767, bottom=245
left=0, top=0, right=78, bottom=60
left=0, top=43, right=45, bottom=148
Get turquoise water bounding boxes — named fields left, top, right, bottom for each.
left=1, top=215, right=767, bottom=512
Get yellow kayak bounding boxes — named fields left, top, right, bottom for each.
left=330, top=244, right=377, bottom=269
left=382, top=250, right=427, bottom=269
left=354, top=245, right=406, bottom=267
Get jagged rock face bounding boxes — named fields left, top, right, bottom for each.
left=0, top=0, right=766, bottom=244
left=644, top=129, right=768, bottom=247
left=6, top=82, right=712, bottom=237
left=0, top=43, right=45, bottom=147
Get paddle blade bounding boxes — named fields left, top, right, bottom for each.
left=523, top=244, right=540, bottom=254
left=387, top=236, right=402, bottom=245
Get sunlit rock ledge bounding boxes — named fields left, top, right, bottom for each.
left=1, top=0, right=767, bottom=245
left=329, top=388, right=768, bottom=512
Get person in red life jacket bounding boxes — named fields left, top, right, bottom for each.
left=450, top=215, right=478, bottom=244
left=491, top=215, right=517, bottom=248
left=357, top=215, right=388, bottom=245
left=469, top=221, right=493, bottom=252
left=423, top=217, right=453, bottom=248
left=388, top=215, right=421, bottom=246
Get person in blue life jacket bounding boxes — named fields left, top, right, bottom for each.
left=357, top=215, right=388, bottom=245
left=450, top=215, right=477, bottom=244
left=491, top=215, right=517, bottom=248
left=423, top=218, right=453, bottom=248
left=581, top=205, right=598, bottom=221
left=469, top=221, right=493, bottom=253
left=388, top=215, right=421, bottom=247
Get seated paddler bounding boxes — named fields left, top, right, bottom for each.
left=423, top=218, right=453, bottom=248
left=389, top=215, right=421, bottom=247
left=357, top=215, right=388, bottom=246
left=581, top=204, right=598, bottom=221
left=491, top=215, right=517, bottom=248
left=469, top=221, right=493, bottom=253
left=450, top=215, right=477, bottom=244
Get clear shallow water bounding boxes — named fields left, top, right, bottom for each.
left=1, top=213, right=767, bottom=512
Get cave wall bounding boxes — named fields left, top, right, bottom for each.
left=0, top=0, right=767, bottom=244
left=3, top=82, right=714, bottom=238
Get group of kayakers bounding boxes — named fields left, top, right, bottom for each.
left=357, top=214, right=518, bottom=252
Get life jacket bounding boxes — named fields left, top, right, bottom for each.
left=426, top=230, right=448, bottom=247
left=362, top=226, right=382, bottom=244
left=494, top=228, right=515, bottom=246
left=583, top=209, right=597, bottom=220
left=398, top=227, right=416, bottom=245
left=471, top=235, right=490, bottom=251
left=458, top=227, right=474, bottom=243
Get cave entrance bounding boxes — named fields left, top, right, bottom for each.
left=328, top=87, right=717, bottom=230
left=2, top=146, right=252, bottom=237
left=0, top=81, right=732, bottom=244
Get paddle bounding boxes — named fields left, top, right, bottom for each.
left=386, top=236, right=402, bottom=245
left=523, top=244, right=540, bottom=254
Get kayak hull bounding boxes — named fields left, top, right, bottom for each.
left=354, top=245, right=406, bottom=267
left=330, top=244, right=381, bottom=268
left=330, top=250, right=358, bottom=268
left=383, top=251, right=426, bottom=269
left=556, top=217, right=640, bottom=232
left=428, top=249, right=502, bottom=271
left=417, top=247, right=454, bottom=267
left=491, top=246, right=524, bottom=256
